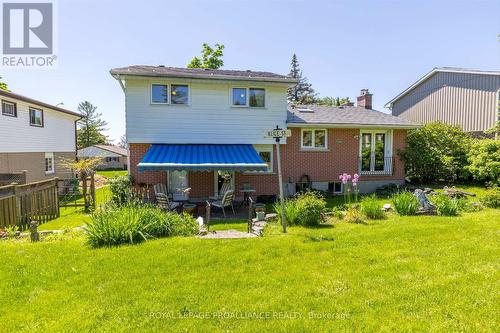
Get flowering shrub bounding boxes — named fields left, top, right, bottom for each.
left=339, top=173, right=360, bottom=204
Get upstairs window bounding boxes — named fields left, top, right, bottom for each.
left=249, top=88, right=265, bottom=107
left=2, top=100, right=16, bottom=117
left=171, top=85, right=189, bottom=104
left=45, top=152, right=54, bottom=174
left=301, top=129, right=327, bottom=149
left=151, top=84, right=169, bottom=104
left=232, top=88, right=265, bottom=107
left=232, top=88, right=247, bottom=106
left=29, top=108, right=43, bottom=127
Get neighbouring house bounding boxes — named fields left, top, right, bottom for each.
left=385, top=67, right=500, bottom=134
left=110, top=65, right=418, bottom=201
left=77, top=145, right=128, bottom=170
left=0, top=89, right=81, bottom=184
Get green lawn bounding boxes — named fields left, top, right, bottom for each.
left=96, top=169, right=128, bottom=179
left=1, top=194, right=498, bottom=332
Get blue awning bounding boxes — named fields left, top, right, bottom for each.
left=138, top=144, right=269, bottom=172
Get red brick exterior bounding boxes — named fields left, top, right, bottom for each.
left=128, top=128, right=407, bottom=199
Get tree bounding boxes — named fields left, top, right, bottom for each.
left=317, top=96, right=351, bottom=106
left=77, top=101, right=108, bottom=149
left=399, top=122, right=471, bottom=183
left=287, top=54, right=316, bottom=104
left=0, top=75, right=9, bottom=91
left=187, top=43, right=225, bottom=69
left=118, top=134, right=127, bottom=148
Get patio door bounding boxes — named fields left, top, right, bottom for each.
left=214, top=171, right=234, bottom=197
left=168, top=171, right=189, bottom=201
left=360, top=130, right=392, bottom=174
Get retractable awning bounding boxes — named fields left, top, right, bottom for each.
left=138, top=144, right=268, bottom=172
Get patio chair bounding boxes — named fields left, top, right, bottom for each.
left=153, top=183, right=168, bottom=196
left=155, top=193, right=180, bottom=211
left=209, top=181, right=231, bottom=201
left=210, top=190, right=235, bottom=218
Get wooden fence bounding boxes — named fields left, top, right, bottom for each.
left=0, top=178, right=59, bottom=230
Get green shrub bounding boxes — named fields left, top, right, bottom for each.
left=399, top=122, right=471, bottom=183
left=480, top=188, right=500, bottom=208
left=295, top=191, right=326, bottom=226
left=467, top=139, right=500, bottom=185
left=344, top=207, right=365, bottom=224
left=430, top=194, right=460, bottom=216
left=274, top=199, right=301, bottom=226
left=86, top=204, right=198, bottom=247
left=392, top=191, right=419, bottom=216
left=275, top=191, right=326, bottom=226
left=360, top=195, right=386, bottom=219
left=331, top=206, right=345, bottom=220
left=109, top=175, right=132, bottom=206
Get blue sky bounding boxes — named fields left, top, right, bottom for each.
left=2, top=0, right=499, bottom=142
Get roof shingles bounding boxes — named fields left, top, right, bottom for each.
left=287, top=105, right=419, bottom=127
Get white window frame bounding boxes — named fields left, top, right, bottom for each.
left=300, top=128, right=328, bottom=150
left=329, top=181, right=343, bottom=194
left=150, top=83, right=169, bottom=104
left=231, top=87, right=266, bottom=108
left=1, top=100, right=16, bottom=117
left=359, top=129, right=393, bottom=175
left=244, top=145, right=274, bottom=174
left=170, top=84, right=190, bottom=105
left=45, top=152, right=55, bottom=174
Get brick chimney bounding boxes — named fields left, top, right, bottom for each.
left=357, top=89, right=372, bottom=109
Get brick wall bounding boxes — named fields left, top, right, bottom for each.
left=128, top=129, right=407, bottom=198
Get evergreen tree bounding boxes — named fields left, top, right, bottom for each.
left=187, top=43, right=225, bottom=69
left=287, top=54, right=316, bottom=104
left=76, top=101, right=108, bottom=149
left=0, top=75, right=9, bottom=91
left=317, top=96, right=351, bottom=106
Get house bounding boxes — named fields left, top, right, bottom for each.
left=0, top=89, right=81, bottom=183
left=110, top=65, right=418, bottom=200
left=77, top=145, right=128, bottom=170
left=385, top=67, right=500, bottom=134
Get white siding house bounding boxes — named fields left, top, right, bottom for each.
left=0, top=90, right=80, bottom=183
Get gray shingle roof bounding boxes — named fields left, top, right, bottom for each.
left=110, top=65, right=297, bottom=83
left=94, top=145, right=128, bottom=156
left=287, top=105, right=419, bottom=128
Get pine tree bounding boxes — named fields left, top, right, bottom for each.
left=76, top=101, right=108, bottom=149
left=118, top=134, right=127, bottom=148
left=287, top=54, right=316, bottom=104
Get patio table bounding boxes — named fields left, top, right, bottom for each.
left=239, top=188, right=256, bottom=207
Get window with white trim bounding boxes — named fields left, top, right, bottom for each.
left=2, top=100, right=16, bottom=117
left=359, top=130, right=393, bottom=174
left=45, top=152, right=54, bottom=174
left=171, top=84, right=189, bottom=104
left=245, top=146, right=273, bottom=173
left=301, top=129, right=327, bottom=149
left=151, top=84, right=169, bottom=104
left=232, top=88, right=265, bottom=107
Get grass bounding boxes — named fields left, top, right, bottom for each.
left=95, top=169, right=128, bottom=179
left=39, top=186, right=111, bottom=231
left=0, top=185, right=498, bottom=332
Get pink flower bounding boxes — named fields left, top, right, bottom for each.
left=353, top=173, right=359, bottom=181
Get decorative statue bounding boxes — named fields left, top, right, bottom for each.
left=414, top=189, right=436, bottom=212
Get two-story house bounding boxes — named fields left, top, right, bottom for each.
left=111, top=66, right=418, bottom=200
left=0, top=90, right=80, bottom=183
left=385, top=67, right=500, bottom=135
